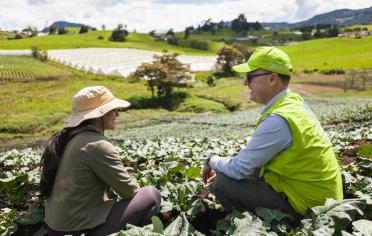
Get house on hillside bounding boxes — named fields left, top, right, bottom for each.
left=235, top=35, right=259, bottom=43
left=338, top=30, right=371, bottom=38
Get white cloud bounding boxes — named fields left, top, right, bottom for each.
left=0, top=0, right=371, bottom=32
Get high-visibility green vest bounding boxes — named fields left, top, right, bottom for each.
left=258, top=91, right=343, bottom=214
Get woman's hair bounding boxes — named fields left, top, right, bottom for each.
left=39, top=120, right=95, bottom=198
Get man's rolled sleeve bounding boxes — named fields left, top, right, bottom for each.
left=209, top=114, right=292, bottom=180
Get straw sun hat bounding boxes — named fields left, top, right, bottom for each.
left=64, top=86, right=130, bottom=128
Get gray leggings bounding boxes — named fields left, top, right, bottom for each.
left=46, top=186, right=161, bottom=236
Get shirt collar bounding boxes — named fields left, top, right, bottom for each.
left=260, top=88, right=288, bottom=114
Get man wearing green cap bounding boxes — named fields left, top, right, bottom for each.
left=202, top=47, right=343, bottom=220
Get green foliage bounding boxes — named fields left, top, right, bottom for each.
left=190, top=39, right=209, bottom=50
left=1, top=103, right=372, bottom=235
left=0, top=30, right=221, bottom=55
left=134, top=53, right=191, bottom=99
left=114, top=213, right=203, bottom=236
left=298, top=198, right=368, bottom=235
left=212, top=209, right=274, bottom=235
left=109, top=25, right=129, bottom=42
left=358, top=144, right=372, bottom=158
left=31, top=46, right=48, bottom=62
left=231, top=14, right=262, bottom=33
left=0, top=172, right=29, bottom=204
left=57, top=27, right=68, bottom=35
left=176, top=95, right=227, bottom=113
left=0, top=208, right=18, bottom=236
left=49, top=24, right=57, bottom=35
left=351, top=219, right=372, bottom=235
left=216, top=46, right=244, bottom=76
left=79, top=25, right=89, bottom=34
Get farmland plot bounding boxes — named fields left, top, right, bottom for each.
left=0, top=56, right=71, bottom=82
left=0, top=101, right=371, bottom=235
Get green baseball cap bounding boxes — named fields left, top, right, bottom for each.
left=232, top=46, right=292, bottom=75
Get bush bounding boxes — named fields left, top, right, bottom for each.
left=58, top=27, right=68, bottom=35
left=216, top=46, right=245, bottom=76
left=166, top=35, right=178, bottom=45
left=97, top=35, right=104, bottom=40
left=189, top=39, right=209, bottom=50
left=79, top=25, right=89, bottom=34
left=320, top=68, right=345, bottom=75
left=128, top=92, right=188, bottom=111
left=176, top=95, right=227, bottom=113
left=31, top=46, right=48, bottom=62
left=207, top=75, right=215, bottom=87
left=109, top=27, right=129, bottom=42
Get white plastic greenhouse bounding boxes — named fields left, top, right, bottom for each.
left=1, top=48, right=218, bottom=77
left=47, top=48, right=218, bottom=76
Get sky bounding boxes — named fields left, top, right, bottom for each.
left=0, top=0, right=371, bottom=32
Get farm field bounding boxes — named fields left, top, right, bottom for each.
left=1, top=97, right=371, bottom=235
left=2, top=56, right=371, bottom=150
left=279, top=36, right=372, bottom=72
left=0, top=56, right=71, bottom=82
left=0, top=30, right=222, bottom=56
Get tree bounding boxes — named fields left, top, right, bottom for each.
left=58, top=27, right=68, bottom=35
left=49, top=24, right=57, bottom=35
left=217, top=20, right=225, bottom=29
left=232, top=44, right=254, bottom=60
left=166, top=29, right=177, bottom=45
left=24, top=26, right=38, bottom=37
left=252, top=21, right=263, bottom=31
left=109, top=24, right=129, bottom=42
left=79, top=25, right=89, bottom=34
left=149, top=30, right=156, bottom=37
left=166, top=28, right=175, bottom=36
left=327, top=25, right=339, bottom=37
left=134, top=54, right=191, bottom=98
left=101, top=24, right=106, bottom=31
left=231, top=14, right=249, bottom=33
left=216, top=46, right=245, bottom=75
left=184, top=26, right=193, bottom=39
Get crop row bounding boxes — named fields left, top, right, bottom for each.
left=0, top=69, right=35, bottom=82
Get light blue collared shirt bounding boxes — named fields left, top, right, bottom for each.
left=209, top=89, right=292, bottom=180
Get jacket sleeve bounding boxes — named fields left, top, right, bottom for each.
left=87, top=140, right=139, bottom=199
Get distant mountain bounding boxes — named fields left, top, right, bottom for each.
left=42, top=21, right=94, bottom=33
left=263, top=6, right=372, bottom=30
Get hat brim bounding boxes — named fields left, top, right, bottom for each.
left=232, top=62, right=258, bottom=73
left=64, top=98, right=130, bottom=128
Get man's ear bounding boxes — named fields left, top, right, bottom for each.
left=269, top=73, right=279, bottom=86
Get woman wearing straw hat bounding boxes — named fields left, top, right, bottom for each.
left=39, top=86, right=161, bottom=235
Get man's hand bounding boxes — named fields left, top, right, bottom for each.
left=202, top=163, right=216, bottom=184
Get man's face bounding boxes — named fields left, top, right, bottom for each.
left=244, top=69, right=273, bottom=104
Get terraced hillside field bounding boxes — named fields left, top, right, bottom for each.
left=0, top=56, right=71, bottom=82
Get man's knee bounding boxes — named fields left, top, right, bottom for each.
left=211, top=172, right=234, bottom=196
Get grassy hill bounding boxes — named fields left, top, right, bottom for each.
left=1, top=27, right=371, bottom=72
left=0, top=30, right=223, bottom=55
left=279, top=36, right=372, bottom=72
left=0, top=31, right=15, bottom=40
